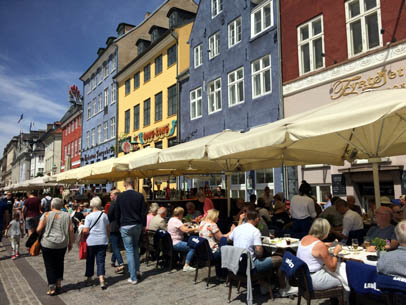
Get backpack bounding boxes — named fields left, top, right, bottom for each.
left=43, top=197, right=52, bottom=212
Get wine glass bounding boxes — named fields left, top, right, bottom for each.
left=352, top=239, right=359, bottom=252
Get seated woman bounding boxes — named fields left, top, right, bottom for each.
left=146, top=202, right=159, bottom=230
left=167, top=207, right=198, bottom=272
left=297, top=218, right=349, bottom=292
left=199, top=209, right=234, bottom=278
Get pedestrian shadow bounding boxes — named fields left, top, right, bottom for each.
left=59, top=273, right=129, bottom=294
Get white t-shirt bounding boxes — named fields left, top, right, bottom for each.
left=84, top=211, right=109, bottom=246
left=229, top=223, right=262, bottom=259
left=290, top=195, right=317, bottom=220
left=342, top=209, right=364, bottom=238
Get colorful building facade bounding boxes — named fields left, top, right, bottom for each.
left=281, top=0, right=406, bottom=204
left=180, top=0, right=282, bottom=200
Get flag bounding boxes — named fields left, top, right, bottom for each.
left=17, top=113, right=23, bottom=123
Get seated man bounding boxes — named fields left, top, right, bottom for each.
left=185, top=202, right=201, bottom=220
left=377, top=220, right=406, bottom=277
left=332, top=199, right=364, bottom=244
left=366, top=206, right=398, bottom=251
left=149, top=207, right=167, bottom=231
left=347, top=195, right=362, bottom=215
left=229, top=209, right=281, bottom=273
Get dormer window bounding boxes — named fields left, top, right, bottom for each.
left=169, top=11, right=178, bottom=28
left=148, top=26, right=167, bottom=43
left=167, top=7, right=196, bottom=29
left=136, top=39, right=151, bottom=54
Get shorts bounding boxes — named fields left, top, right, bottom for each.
left=25, top=217, right=39, bottom=230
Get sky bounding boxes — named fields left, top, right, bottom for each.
left=0, top=0, right=174, bottom=154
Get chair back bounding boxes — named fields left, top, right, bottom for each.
left=346, top=260, right=381, bottom=296
left=187, top=236, right=213, bottom=261
left=154, top=229, right=173, bottom=253
left=281, top=251, right=313, bottom=294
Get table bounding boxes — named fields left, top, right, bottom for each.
left=262, top=237, right=300, bottom=251
left=331, top=246, right=378, bottom=266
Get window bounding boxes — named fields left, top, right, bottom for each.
left=74, top=140, right=77, bottom=156
left=103, top=63, right=108, bottom=78
left=64, top=145, right=67, bottom=158
left=97, top=125, right=102, bottom=144
left=190, top=87, right=202, bottom=120
left=168, top=137, right=177, bottom=147
left=97, top=69, right=102, bottom=85
left=155, top=141, right=163, bottom=149
left=211, top=0, right=223, bottom=18
left=92, top=75, right=96, bottom=90
left=133, top=72, right=140, bottom=90
left=194, top=44, right=203, bottom=68
left=155, top=55, right=163, bottom=75
left=125, top=110, right=130, bottom=133
left=155, top=92, right=162, bottom=121
left=103, top=121, right=108, bottom=141
left=256, top=168, right=274, bottom=184
left=111, top=83, right=116, bottom=104
left=125, top=79, right=131, bottom=95
left=208, top=78, right=222, bottom=114
left=228, top=67, right=244, bottom=106
left=67, top=143, right=70, bottom=155
left=231, top=172, right=245, bottom=185
left=65, top=128, right=68, bottom=136
left=78, top=137, right=81, bottom=151
left=86, top=81, right=91, bottom=94
left=228, top=17, right=242, bottom=48
left=86, top=131, right=90, bottom=148
left=251, top=0, right=273, bottom=38
left=209, top=32, right=220, bottom=59
left=98, top=93, right=103, bottom=111
left=111, top=53, right=116, bottom=72
left=110, top=117, right=116, bottom=138
left=104, top=88, right=109, bottom=107
left=167, top=45, right=177, bottom=67
left=133, top=105, right=140, bottom=131
left=92, top=98, right=97, bottom=115
left=144, top=99, right=151, bottom=126
left=91, top=128, right=95, bottom=146
left=144, top=64, right=151, bottom=82
left=298, top=16, right=324, bottom=75
left=345, top=0, right=381, bottom=57
left=251, top=55, right=272, bottom=98
left=168, top=85, right=177, bottom=116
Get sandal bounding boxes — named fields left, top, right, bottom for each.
left=115, top=266, right=124, bottom=274
left=47, top=285, right=56, bottom=296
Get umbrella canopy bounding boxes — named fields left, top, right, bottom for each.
left=56, top=166, right=92, bottom=183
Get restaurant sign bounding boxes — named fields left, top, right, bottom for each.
left=330, top=67, right=406, bottom=100
left=138, top=120, right=177, bottom=145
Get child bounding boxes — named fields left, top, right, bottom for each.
left=6, top=213, right=23, bottom=259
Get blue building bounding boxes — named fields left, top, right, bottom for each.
left=180, top=0, right=282, bottom=200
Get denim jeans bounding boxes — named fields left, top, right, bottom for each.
left=254, top=256, right=273, bottom=273
left=173, top=241, right=195, bottom=264
left=110, top=232, right=124, bottom=266
left=85, top=245, right=107, bottom=277
left=120, top=224, right=142, bottom=281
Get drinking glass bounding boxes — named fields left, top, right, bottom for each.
left=363, top=236, right=371, bottom=248
left=284, top=234, right=291, bottom=245
left=352, top=239, right=359, bottom=251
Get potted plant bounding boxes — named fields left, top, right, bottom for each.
left=371, top=237, right=386, bottom=257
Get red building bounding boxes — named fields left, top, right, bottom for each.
left=280, top=0, right=406, bottom=206
left=60, top=100, right=83, bottom=172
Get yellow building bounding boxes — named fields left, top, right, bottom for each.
left=115, top=9, right=196, bottom=191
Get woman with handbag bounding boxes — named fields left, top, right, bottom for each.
left=36, top=197, right=74, bottom=296
left=82, top=196, right=110, bottom=290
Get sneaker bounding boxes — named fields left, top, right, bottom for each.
left=280, top=286, right=298, bottom=297
left=183, top=265, right=196, bottom=272
left=100, top=282, right=107, bottom=290
left=11, top=255, right=16, bottom=260
left=15, top=252, right=19, bottom=257
left=127, top=279, right=138, bottom=285
left=136, top=271, right=142, bottom=279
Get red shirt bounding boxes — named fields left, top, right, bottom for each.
left=24, top=197, right=41, bottom=218
left=203, top=198, right=215, bottom=216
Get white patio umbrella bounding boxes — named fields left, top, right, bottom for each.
left=210, top=89, right=406, bottom=207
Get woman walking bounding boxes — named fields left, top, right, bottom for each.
left=36, top=198, right=74, bottom=296
left=83, top=196, right=110, bottom=289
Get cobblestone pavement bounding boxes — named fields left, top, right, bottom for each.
left=0, top=237, right=329, bottom=305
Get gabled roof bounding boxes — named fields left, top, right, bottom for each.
left=60, top=102, right=83, bottom=125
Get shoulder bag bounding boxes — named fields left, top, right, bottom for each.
left=79, top=212, right=103, bottom=260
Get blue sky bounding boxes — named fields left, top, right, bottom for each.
left=0, top=0, right=171, bottom=154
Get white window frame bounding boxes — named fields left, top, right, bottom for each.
left=207, top=78, right=222, bottom=114
left=111, top=53, right=116, bottom=73
left=104, top=88, right=109, bottom=107
left=251, top=54, right=272, bottom=99
left=345, top=0, right=382, bottom=58
left=98, top=93, right=102, bottom=112
left=97, top=69, right=102, bottom=85
left=91, top=76, right=96, bottom=90
left=103, top=62, right=108, bottom=79
left=97, top=124, right=102, bottom=144
left=91, top=128, right=95, bottom=146
left=87, top=104, right=91, bottom=119
left=194, top=44, right=203, bottom=68
left=211, top=0, right=223, bottom=18
left=92, top=98, right=97, bottom=116
left=86, top=131, right=90, bottom=149
left=297, top=15, right=325, bottom=75
left=228, top=17, right=242, bottom=48
left=190, top=87, right=203, bottom=120
left=208, top=32, right=220, bottom=60
left=251, top=0, right=273, bottom=38
left=228, top=67, right=244, bottom=107
left=110, top=117, right=116, bottom=139
left=103, top=121, right=108, bottom=141
left=111, top=83, right=116, bottom=104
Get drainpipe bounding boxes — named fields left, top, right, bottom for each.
left=276, top=0, right=288, bottom=199
left=114, top=44, right=119, bottom=159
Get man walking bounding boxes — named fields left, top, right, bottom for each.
left=115, top=178, right=147, bottom=285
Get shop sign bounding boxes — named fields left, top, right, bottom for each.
left=138, top=120, right=177, bottom=145
left=82, top=146, right=113, bottom=162
left=330, top=68, right=406, bottom=100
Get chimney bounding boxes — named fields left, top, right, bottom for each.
left=145, top=12, right=151, bottom=20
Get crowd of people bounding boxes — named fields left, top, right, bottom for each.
left=1, top=178, right=406, bottom=301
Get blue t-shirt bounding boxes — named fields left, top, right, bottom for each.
left=84, top=211, right=109, bottom=246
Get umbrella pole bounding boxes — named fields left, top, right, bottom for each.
left=370, top=158, right=381, bottom=208
left=226, top=174, right=231, bottom=217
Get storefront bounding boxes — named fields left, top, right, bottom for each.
left=283, top=42, right=406, bottom=206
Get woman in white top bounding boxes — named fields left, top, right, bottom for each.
left=82, top=196, right=110, bottom=289
left=290, top=181, right=317, bottom=234
left=297, top=218, right=349, bottom=292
